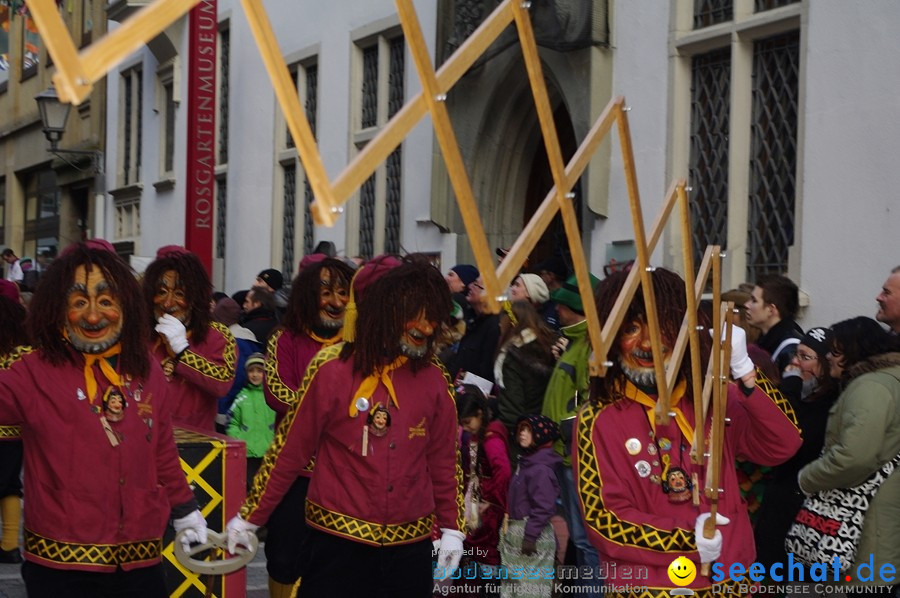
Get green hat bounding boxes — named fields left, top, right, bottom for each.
left=550, top=273, right=599, bottom=315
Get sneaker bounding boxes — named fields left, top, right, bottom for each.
left=0, top=547, right=23, bottom=564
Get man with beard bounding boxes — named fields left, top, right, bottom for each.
left=260, top=255, right=355, bottom=598
left=226, top=256, right=465, bottom=596
left=0, top=240, right=206, bottom=597
left=143, top=246, right=236, bottom=431
left=573, top=268, right=802, bottom=597
left=540, top=272, right=602, bottom=597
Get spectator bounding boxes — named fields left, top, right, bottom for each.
left=575, top=268, right=801, bottom=594
left=501, top=414, right=561, bottom=598
left=494, top=300, right=557, bottom=436
left=533, top=255, right=568, bottom=293
left=240, top=287, right=279, bottom=345
left=540, top=272, right=601, bottom=591
left=444, top=276, right=501, bottom=385
left=799, top=317, right=900, bottom=594
left=1, top=249, right=23, bottom=284
left=875, top=266, right=900, bottom=333
left=446, top=263, right=479, bottom=325
left=744, top=274, right=803, bottom=379
left=211, top=297, right=262, bottom=433
left=509, top=272, right=558, bottom=330
left=143, top=245, right=236, bottom=431
left=254, top=268, right=283, bottom=294
left=226, top=353, right=275, bottom=489
left=454, top=384, right=511, bottom=595
left=755, top=327, right=839, bottom=575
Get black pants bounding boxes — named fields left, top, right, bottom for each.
left=22, top=561, right=167, bottom=598
left=296, top=528, right=432, bottom=598
left=264, top=475, right=311, bottom=583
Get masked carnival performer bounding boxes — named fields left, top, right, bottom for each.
left=0, top=240, right=207, bottom=598
left=574, top=268, right=802, bottom=597
left=0, top=280, right=26, bottom=564
left=143, top=245, right=235, bottom=430
left=261, top=254, right=355, bottom=598
left=227, top=256, right=465, bottom=596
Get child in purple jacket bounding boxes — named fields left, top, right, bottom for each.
left=500, top=414, right=561, bottom=598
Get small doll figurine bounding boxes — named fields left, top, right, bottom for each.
left=362, top=404, right=391, bottom=456
left=103, top=387, right=127, bottom=423
left=368, top=404, right=391, bottom=437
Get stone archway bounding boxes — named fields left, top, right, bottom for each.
left=468, top=57, right=581, bottom=271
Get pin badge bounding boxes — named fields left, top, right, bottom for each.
left=355, top=397, right=370, bottom=413
left=625, top=438, right=642, bottom=455
left=658, top=438, right=672, bottom=451
left=647, top=444, right=658, bottom=456
left=635, top=460, right=651, bottom=478
left=77, top=388, right=86, bottom=401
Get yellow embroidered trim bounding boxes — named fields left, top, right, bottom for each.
left=576, top=402, right=695, bottom=553
left=179, top=321, right=236, bottom=382
left=24, top=530, right=162, bottom=568
left=305, top=500, right=433, bottom=546
left=0, top=345, right=34, bottom=370
left=241, top=343, right=343, bottom=519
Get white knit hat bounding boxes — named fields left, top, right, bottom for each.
left=518, top=273, right=550, bottom=305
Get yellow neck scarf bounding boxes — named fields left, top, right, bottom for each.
left=349, top=356, right=407, bottom=417
left=623, top=379, right=694, bottom=448
left=307, top=329, right=343, bottom=346
left=82, top=345, right=125, bottom=404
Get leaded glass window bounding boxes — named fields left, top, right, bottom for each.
left=286, top=67, right=299, bottom=149
left=282, top=164, right=296, bottom=277
left=218, top=27, right=230, bottom=165
left=215, top=176, right=227, bottom=259
left=689, top=48, right=731, bottom=266
left=362, top=46, right=379, bottom=128
left=306, top=64, right=318, bottom=138
left=303, top=179, right=315, bottom=256
left=747, top=31, right=799, bottom=280
left=693, top=0, right=732, bottom=29
left=385, top=148, right=402, bottom=254
left=359, top=175, right=376, bottom=259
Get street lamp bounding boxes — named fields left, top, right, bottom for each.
left=35, top=86, right=107, bottom=238
left=34, top=87, right=72, bottom=151
left=35, top=86, right=103, bottom=173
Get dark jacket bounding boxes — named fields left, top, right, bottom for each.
left=496, top=337, right=556, bottom=434
left=755, top=383, right=838, bottom=567
left=755, top=318, right=803, bottom=378
left=240, top=307, right=278, bottom=346
left=443, top=313, right=500, bottom=384
left=508, top=446, right=561, bottom=542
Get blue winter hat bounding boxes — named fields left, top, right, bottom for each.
left=450, top=264, right=479, bottom=288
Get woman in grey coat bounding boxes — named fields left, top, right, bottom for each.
left=798, top=317, right=900, bottom=594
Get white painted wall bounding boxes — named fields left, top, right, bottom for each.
left=592, top=1, right=671, bottom=275
left=795, top=0, right=900, bottom=329
left=219, top=0, right=439, bottom=292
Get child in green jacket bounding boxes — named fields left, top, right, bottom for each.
left=227, top=353, right=276, bottom=488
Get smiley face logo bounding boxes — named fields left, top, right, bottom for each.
left=667, top=556, right=696, bottom=586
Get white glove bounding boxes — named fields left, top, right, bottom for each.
left=434, top=528, right=465, bottom=581
left=156, top=314, right=189, bottom=354
left=694, top=512, right=730, bottom=563
left=226, top=514, right=259, bottom=554
left=172, top=510, right=208, bottom=553
left=710, top=326, right=755, bottom=379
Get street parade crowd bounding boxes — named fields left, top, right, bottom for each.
left=0, top=241, right=899, bottom=598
